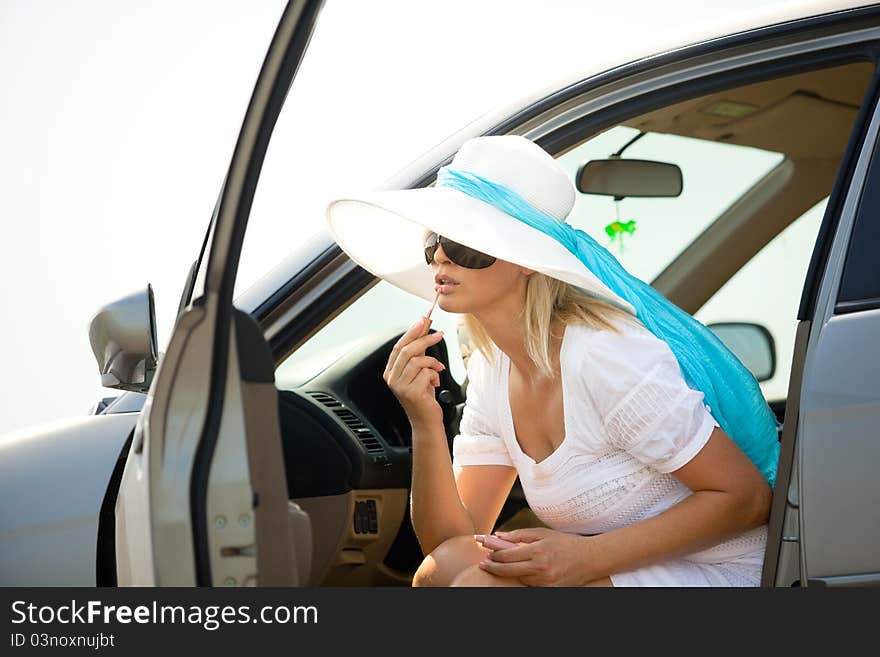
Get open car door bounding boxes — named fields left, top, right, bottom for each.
left=775, top=66, right=880, bottom=587
left=114, top=0, right=325, bottom=586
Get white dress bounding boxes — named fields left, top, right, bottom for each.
left=451, top=319, right=768, bottom=587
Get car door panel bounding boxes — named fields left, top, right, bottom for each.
left=116, top=302, right=212, bottom=585
left=234, top=309, right=307, bottom=586
left=762, top=319, right=809, bottom=586
left=797, top=67, right=880, bottom=586
left=115, top=0, right=325, bottom=586
left=799, top=310, right=880, bottom=582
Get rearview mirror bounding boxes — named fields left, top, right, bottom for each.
left=88, top=284, right=159, bottom=392
left=576, top=158, right=683, bottom=198
left=707, top=322, right=776, bottom=382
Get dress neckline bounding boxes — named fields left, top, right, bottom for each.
left=500, top=322, right=572, bottom=471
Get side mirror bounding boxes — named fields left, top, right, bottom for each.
left=576, top=158, right=683, bottom=198
left=88, top=284, right=159, bottom=392
left=707, top=322, right=776, bottom=382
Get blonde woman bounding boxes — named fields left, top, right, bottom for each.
left=325, top=135, right=779, bottom=586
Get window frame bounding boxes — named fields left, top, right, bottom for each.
left=835, top=114, right=880, bottom=314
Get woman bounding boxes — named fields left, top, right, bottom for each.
left=325, top=135, right=779, bottom=586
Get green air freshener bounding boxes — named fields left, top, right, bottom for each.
left=604, top=219, right=637, bottom=254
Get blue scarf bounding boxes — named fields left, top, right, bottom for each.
left=437, top=166, right=780, bottom=488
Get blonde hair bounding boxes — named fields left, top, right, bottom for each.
left=462, top=272, right=643, bottom=380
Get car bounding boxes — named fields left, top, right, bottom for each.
left=2, top=0, right=879, bottom=587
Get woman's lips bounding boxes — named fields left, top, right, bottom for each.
left=434, top=282, right=459, bottom=294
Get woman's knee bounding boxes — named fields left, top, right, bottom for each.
left=449, top=567, right=611, bottom=587
left=449, top=563, right=525, bottom=587
left=411, top=535, right=489, bottom=587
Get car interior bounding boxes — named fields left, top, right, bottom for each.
left=268, top=59, right=876, bottom=586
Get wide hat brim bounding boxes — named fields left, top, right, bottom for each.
left=325, top=185, right=637, bottom=316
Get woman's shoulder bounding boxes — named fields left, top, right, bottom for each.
left=564, top=317, right=681, bottom=398
left=565, top=316, right=663, bottom=359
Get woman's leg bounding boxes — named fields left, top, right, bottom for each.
left=450, top=566, right=614, bottom=587
left=585, top=576, right=614, bottom=587
left=412, top=534, right=616, bottom=587
left=412, top=535, right=494, bottom=587
left=449, top=563, right=526, bottom=587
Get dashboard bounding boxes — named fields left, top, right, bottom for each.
left=275, top=326, right=466, bottom=498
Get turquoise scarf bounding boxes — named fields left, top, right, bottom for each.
left=437, top=166, right=780, bottom=488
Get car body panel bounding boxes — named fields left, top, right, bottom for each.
left=799, top=310, right=880, bottom=581
left=0, top=413, right=137, bottom=585
left=797, top=78, right=880, bottom=585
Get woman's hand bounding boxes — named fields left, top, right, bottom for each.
left=383, top=318, right=447, bottom=428
left=475, top=528, right=601, bottom=586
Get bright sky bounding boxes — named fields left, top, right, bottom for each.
left=0, top=0, right=812, bottom=438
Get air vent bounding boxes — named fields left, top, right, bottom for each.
left=307, top=391, right=342, bottom=408
left=334, top=409, right=384, bottom=453
left=306, top=391, right=384, bottom=454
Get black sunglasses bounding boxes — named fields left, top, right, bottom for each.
left=424, top=232, right=496, bottom=269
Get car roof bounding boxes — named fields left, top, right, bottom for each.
left=374, top=1, right=879, bottom=191
left=493, top=1, right=877, bottom=120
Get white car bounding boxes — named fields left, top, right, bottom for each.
left=2, top=0, right=880, bottom=587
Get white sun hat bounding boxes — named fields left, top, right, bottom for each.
left=324, top=134, right=637, bottom=316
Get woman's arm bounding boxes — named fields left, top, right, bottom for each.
left=454, top=463, right=519, bottom=537
left=410, top=416, right=518, bottom=555
left=409, top=418, right=477, bottom=555
left=411, top=336, right=519, bottom=554
left=482, top=425, right=772, bottom=585
left=580, top=425, right=772, bottom=581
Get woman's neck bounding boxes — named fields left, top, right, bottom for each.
left=476, top=311, right=564, bottom=383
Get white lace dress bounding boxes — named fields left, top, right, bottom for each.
left=451, top=319, right=768, bottom=587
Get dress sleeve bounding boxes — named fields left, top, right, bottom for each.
left=583, top=325, right=720, bottom=474
left=451, top=349, right=515, bottom=468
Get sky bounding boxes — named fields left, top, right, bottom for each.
left=0, top=0, right=821, bottom=438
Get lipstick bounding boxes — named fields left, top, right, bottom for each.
left=420, top=288, right=441, bottom=337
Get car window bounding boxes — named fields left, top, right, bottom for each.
left=837, top=124, right=880, bottom=311
left=695, top=198, right=827, bottom=401
left=555, top=126, right=785, bottom=281
left=275, top=279, right=470, bottom=390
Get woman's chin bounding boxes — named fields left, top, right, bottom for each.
left=437, top=294, right=466, bottom=313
